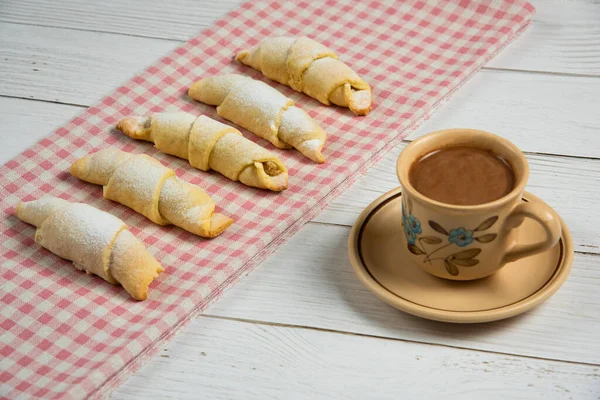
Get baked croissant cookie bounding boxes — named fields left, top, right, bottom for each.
left=15, top=197, right=163, bottom=300
left=188, top=74, right=327, bottom=163
left=116, top=112, right=288, bottom=191
left=236, top=36, right=372, bottom=116
left=70, top=149, right=233, bottom=238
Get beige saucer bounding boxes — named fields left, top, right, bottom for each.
left=348, top=188, right=573, bottom=323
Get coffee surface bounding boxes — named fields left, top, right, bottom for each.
left=409, top=146, right=515, bottom=206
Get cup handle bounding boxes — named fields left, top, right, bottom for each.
left=502, top=202, right=562, bottom=264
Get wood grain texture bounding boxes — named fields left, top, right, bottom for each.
left=485, top=0, right=600, bottom=76
left=0, top=0, right=243, bottom=41
left=0, top=97, right=83, bottom=164
left=405, top=69, right=600, bottom=159
left=205, top=223, right=600, bottom=365
left=1, top=22, right=599, bottom=158
left=0, top=23, right=178, bottom=105
left=4, top=101, right=598, bottom=366
left=112, top=317, right=600, bottom=400
left=2, top=99, right=598, bottom=253
left=1, top=0, right=599, bottom=396
left=1, top=0, right=599, bottom=76
left=315, top=143, right=600, bottom=253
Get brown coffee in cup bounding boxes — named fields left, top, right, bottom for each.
left=409, top=146, right=515, bottom=206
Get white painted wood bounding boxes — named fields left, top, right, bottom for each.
left=0, top=23, right=178, bottom=105
left=205, top=223, right=600, bottom=365
left=405, top=70, right=600, bottom=158
left=0, top=97, right=83, bottom=164
left=1, top=69, right=598, bottom=365
left=315, top=143, right=600, bottom=253
left=1, top=0, right=599, bottom=397
left=1, top=22, right=600, bottom=158
left=485, top=0, right=600, bottom=76
left=1, top=0, right=599, bottom=76
left=111, top=317, right=600, bottom=400
left=0, top=0, right=243, bottom=41
left=2, top=99, right=598, bottom=253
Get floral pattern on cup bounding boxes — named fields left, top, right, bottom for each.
left=402, top=213, right=422, bottom=245
left=448, top=227, right=473, bottom=247
left=402, top=204, right=498, bottom=276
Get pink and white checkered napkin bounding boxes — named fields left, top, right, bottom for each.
left=0, top=0, right=534, bottom=398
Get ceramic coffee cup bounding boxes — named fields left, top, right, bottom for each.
left=396, top=129, right=562, bottom=280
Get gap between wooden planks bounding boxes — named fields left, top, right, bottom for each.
left=111, top=316, right=600, bottom=400
left=0, top=0, right=598, bottom=76
left=1, top=0, right=599, bottom=385
left=1, top=20, right=599, bottom=158
left=203, top=221, right=600, bottom=365
left=3, top=96, right=599, bottom=254
left=4, top=93, right=599, bottom=365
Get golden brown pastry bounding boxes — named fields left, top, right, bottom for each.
left=15, top=197, right=163, bottom=300
left=70, top=149, right=233, bottom=238
left=188, top=74, right=327, bottom=163
left=116, top=112, right=288, bottom=191
left=236, top=36, right=371, bottom=116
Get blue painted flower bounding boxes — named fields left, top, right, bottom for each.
left=404, top=225, right=416, bottom=245
left=448, top=227, right=474, bottom=247
left=406, top=215, right=422, bottom=235
left=403, top=214, right=422, bottom=245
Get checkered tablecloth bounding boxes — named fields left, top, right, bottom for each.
left=0, top=0, right=534, bottom=398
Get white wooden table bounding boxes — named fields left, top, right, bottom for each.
left=2, top=1, right=600, bottom=398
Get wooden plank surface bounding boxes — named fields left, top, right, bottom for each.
left=315, top=144, right=600, bottom=253
left=406, top=70, right=600, bottom=159
left=0, top=97, right=83, bottom=164
left=2, top=101, right=598, bottom=253
left=485, top=0, right=600, bottom=76
left=0, top=0, right=243, bottom=41
left=1, top=0, right=599, bottom=397
left=1, top=23, right=599, bottom=158
left=0, top=7, right=597, bottom=366
left=205, top=223, right=600, bottom=365
left=7, top=90, right=596, bottom=366
left=0, top=23, right=178, bottom=105
left=1, top=0, right=599, bottom=76
left=113, top=317, right=600, bottom=400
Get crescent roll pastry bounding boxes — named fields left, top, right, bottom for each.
left=188, top=74, right=327, bottom=163
left=70, top=149, right=233, bottom=238
left=116, top=112, right=288, bottom=191
left=236, top=36, right=372, bottom=116
left=15, top=197, right=163, bottom=300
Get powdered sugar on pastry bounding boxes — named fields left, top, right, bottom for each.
left=188, top=74, right=327, bottom=163
left=188, top=74, right=250, bottom=106
left=70, top=149, right=233, bottom=237
left=116, top=112, right=289, bottom=191
left=105, top=154, right=174, bottom=225
left=236, top=36, right=371, bottom=116
left=217, top=79, right=293, bottom=149
left=279, top=106, right=326, bottom=163
left=15, top=196, right=69, bottom=227
left=15, top=197, right=163, bottom=300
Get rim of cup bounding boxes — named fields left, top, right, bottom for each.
left=396, top=128, right=530, bottom=212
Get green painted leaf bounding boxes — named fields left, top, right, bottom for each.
left=420, top=236, right=443, bottom=245
left=408, top=244, right=425, bottom=255
left=475, top=233, right=497, bottom=243
left=452, top=258, right=479, bottom=267
left=474, top=216, right=498, bottom=232
left=445, top=260, right=459, bottom=276
left=451, top=248, right=482, bottom=259
left=429, top=221, right=448, bottom=235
